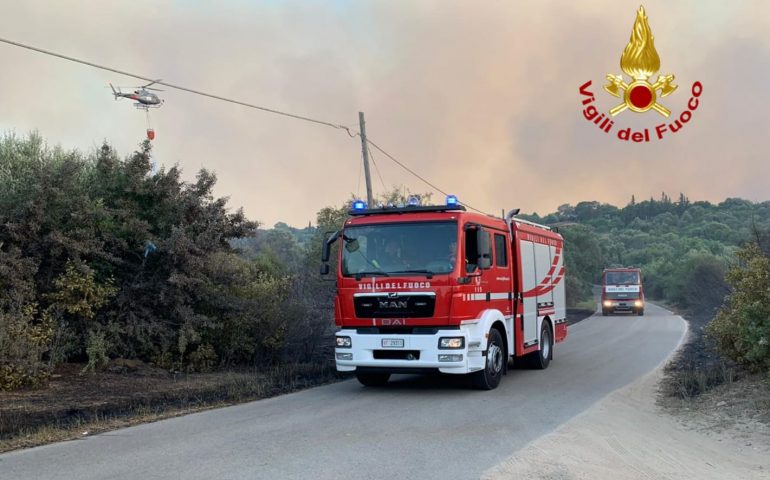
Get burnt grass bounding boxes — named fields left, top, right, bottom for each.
left=1, top=309, right=596, bottom=452
left=0, top=361, right=348, bottom=452
left=566, top=308, right=595, bottom=326
left=660, top=306, right=739, bottom=399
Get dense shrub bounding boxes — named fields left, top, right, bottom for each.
left=707, top=242, right=770, bottom=375
left=0, top=133, right=266, bottom=387
left=0, top=306, right=53, bottom=390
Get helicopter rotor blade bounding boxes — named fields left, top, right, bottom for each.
left=145, top=87, right=164, bottom=92
left=141, top=79, right=163, bottom=89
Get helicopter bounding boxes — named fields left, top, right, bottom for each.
left=109, top=80, right=164, bottom=109
left=110, top=80, right=164, bottom=140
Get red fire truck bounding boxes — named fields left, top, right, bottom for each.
left=601, top=267, right=644, bottom=316
left=320, top=196, right=567, bottom=390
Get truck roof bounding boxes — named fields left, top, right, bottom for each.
left=344, top=206, right=561, bottom=240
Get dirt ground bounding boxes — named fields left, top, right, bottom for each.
left=657, top=305, right=770, bottom=438
left=484, top=306, right=770, bottom=479
left=483, top=366, right=770, bottom=480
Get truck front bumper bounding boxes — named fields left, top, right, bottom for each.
left=334, top=327, right=487, bottom=375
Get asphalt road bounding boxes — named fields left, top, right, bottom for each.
left=0, top=304, right=686, bottom=480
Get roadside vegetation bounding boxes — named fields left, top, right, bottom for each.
left=0, top=133, right=427, bottom=449
left=2, top=132, right=769, bottom=448
left=522, top=197, right=770, bottom=403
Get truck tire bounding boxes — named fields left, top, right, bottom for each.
left=524, top=322, right=552, bottom=370
left=637, top=309, right=644, bottom=316
left=602, top=309, right=609, bottom=316
left=472, top=328, right=505, bottom=390
left=356, top=373, right=390, bottom=387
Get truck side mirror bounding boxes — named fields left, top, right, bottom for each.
left=320, top=264, right=330, bottom=275
left=476, top=229, right=491, bottom=269
left=321, top=230, right=339, bottom=262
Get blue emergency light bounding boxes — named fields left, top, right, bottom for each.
left=407, top=196, right=421, bottom=207
left=446, top=194, right=459, bottom=206
left=352, top=200, right=367, bottom=211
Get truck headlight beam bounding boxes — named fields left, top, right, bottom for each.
left=438, top=337, right=465, bottom=349
left=336, top=336, right=352, bottom=348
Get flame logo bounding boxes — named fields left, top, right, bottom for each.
left=603, top=5, right=676, bottom=117
left=620, top=7, right=660, bottom=80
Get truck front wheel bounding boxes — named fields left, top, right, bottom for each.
left=356, top=373, right=390, bottom=387
left=472, top=328, right=505, bottom=390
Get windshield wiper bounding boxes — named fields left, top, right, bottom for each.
left=354, top=270, right=390, bottom=280
left=389, top=269, right=435, bottom=279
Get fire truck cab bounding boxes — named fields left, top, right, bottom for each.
left=601, top=267, right=645, bottom=316
left=321, top=196, right=567, bottom=390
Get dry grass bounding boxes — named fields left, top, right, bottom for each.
left=0, top=361, right=347, bottom=453
left=662, top=361, right=736, bottom=399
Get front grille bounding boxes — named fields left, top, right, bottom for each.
left=356, top=326, right=457, bottom=335
left=354, top=294, right=435, bottom=318
left=373, top=350, right=421, bottom=360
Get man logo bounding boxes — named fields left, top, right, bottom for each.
left=379, top=300, right=408, bottom=309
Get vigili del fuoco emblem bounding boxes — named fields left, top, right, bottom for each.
left=578, top=5, right=703, bottom=142
left=604, top=6, right=676, bottom=117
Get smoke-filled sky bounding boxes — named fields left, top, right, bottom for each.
left=1, top=0, right=768, bottom=226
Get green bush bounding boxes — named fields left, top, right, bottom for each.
left=82, top=330, right=111, bottom=373
left=0, top=306, right=53, bottom=390
left=187, top=344, right=218, bottom=373
left=707, top=243, right=770, bottom=374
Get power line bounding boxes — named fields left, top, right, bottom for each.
left=366, top=144, right=387, bottom=193
left=0, top=36, right=355, bottom=136
left=0, top=35, right=488, bottom=215
left=365, top=139, right=489, bottom=215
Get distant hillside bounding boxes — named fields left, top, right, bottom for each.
left=520, top=195, right=770, bottom=313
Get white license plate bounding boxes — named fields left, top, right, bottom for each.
left=381, top=338, right=404, bottom=348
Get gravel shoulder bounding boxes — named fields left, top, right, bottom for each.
left=483, top=311, right=770, bottom=480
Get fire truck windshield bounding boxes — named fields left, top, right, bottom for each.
left=605, top=271, right=640, bottom=285
left=341, top=221, right=457, bottom=277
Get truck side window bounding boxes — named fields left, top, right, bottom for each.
left=464, top=228, right=478, bottom=273
left=494, top=234, right=507, bottom=267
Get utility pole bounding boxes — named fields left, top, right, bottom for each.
left=358, top=111, right=374, bottom=206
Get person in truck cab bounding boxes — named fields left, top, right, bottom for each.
left=373, top=238, right=408, bottom=269
left=447, top=240, right=457, bottom=264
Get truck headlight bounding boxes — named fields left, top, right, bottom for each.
left=336, top=336, right=352, bottom=348
left=603, top=300, right=612, bottom=307
left=634, top=300, right=644, bottom=307
left=438, top=337, right=465, bottom=349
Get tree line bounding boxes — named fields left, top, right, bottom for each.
left=524, top=195, right=770, bottom=382
left=0, top=134, right=341, bottom=390
left=2, top=133, right=768, bottom=390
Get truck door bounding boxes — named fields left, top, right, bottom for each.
left=492, top=232, right=513, bottom=318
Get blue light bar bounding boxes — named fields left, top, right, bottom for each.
left=352, top=200, right=367, bottom=211
left=446, top=194, right=459, bottom=206
left=407, top=196, right=421, bottom=207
